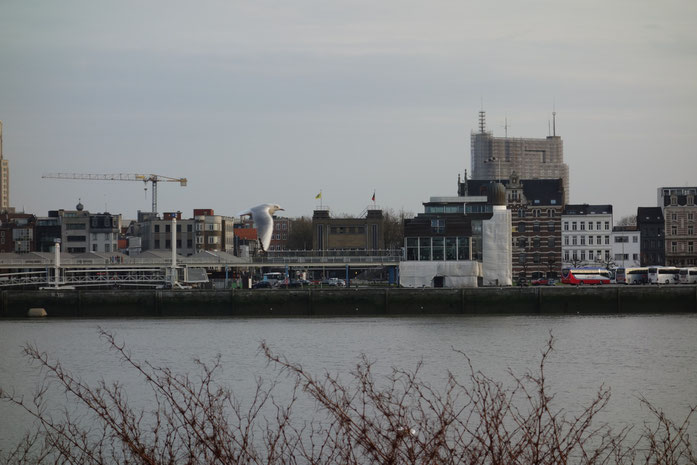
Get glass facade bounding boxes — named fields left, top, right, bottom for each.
left=405, top=237, right=471, bottom=261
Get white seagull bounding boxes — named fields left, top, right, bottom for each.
left=238, top=203, right=285, bottom=252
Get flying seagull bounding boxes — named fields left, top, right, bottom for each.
left=238, top=203, right=285, bottom=252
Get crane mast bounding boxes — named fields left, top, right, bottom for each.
left=42, top=173, right=187, bottom=214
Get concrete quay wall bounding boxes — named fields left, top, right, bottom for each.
left=1, top=287, right=696, bottom=318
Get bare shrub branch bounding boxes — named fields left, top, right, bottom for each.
left=1, top=330, right=694, bottom=464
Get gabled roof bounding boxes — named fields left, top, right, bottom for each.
left=637, top=207, right=664, bottom=223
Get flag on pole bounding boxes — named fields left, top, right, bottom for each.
left=315, top=191, right=322, bottom=200
left=371, top=191, right=376, bottom=202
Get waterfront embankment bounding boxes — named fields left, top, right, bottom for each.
left=1, top=286, right=696, bottom=318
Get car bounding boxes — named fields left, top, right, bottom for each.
left=251, top=281, right=273, bottom=289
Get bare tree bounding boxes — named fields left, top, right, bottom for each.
left=1, top=330, right=695, bottom=464
left=616, top=215, right=637, bottom=227
left=286, top=216, right=313, bottom=250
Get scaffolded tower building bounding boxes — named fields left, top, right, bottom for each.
left=470, top=110, right=569, bottom=204
left=0, top=121, right=9, bottom=210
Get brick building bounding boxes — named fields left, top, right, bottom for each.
left=312, top=207, right=384, bottom=251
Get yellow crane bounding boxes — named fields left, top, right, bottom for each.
left=42, top=173, right=187, bottom=213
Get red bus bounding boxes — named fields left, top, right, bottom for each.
left=561, top=268, right=611, bottom=285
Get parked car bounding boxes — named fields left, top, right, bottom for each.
left=252, top=281, right=273, bottom=289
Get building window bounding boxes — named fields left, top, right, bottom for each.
left=548, top=223, right=555, bottom=232
left=588, top=222, right=593, bottom=230
left=533, top=238, right=540, bottom=248
left=166, top=225, right=171, bottom=233
left=689, top=213, right=694, bottom=221
left=431, top=219, right=445, bottom=234
left=689, top=242, right=694, bottom=253
left=597, top=235, right=602, bottom=244
left=604, top=221, right=610, bottom=230
left=572, top=222, right=577, bottom=231
left=533, top=222, right=540, bottom=232
left=589, top=236, right=594, bottom=245
left=605, top=250, right=610, bottom=260
left=581, top=250, right=585, bottom=261
left=589, top=250, right=594, bottom=261
left=580, top=222, right=585, bottom=231
left=419, top=237, right=431, bottom=260
left=572, top=236, right=577, bottom=245
left=564, top=236, right=569, bottom=246
left=406, top=238, right=418, bottom=260
left=633, top=236, right=638, bottom=243
left=548, top=238, right=555, bottom=247
left=580, top=236, right=586, bottom=245
left=564, top=250, right=569, bottom=261
left=596, top=222, right=601, bottom=230
left=672, top=225, right=678, bottom=235
left=518, top=237, right=528, bottom=248
left=688, top=225, right=694, bottom=235
left=518, top=209, right=525, bottom=218
left=672, top=213, right=677, bottom=221
left=519, top=222, right=526, bottom=233
left=672, top=241, right=678, bottom=253
left=154, top=225, right=160, bottom=233
left=432, top=237, right=444, bottom=260
left=605, top=236, right=610, bottom=245
left=563, top=222, right=569, bottom=231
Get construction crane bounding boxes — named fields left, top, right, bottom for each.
left=42, top=173, right=187, bottom=214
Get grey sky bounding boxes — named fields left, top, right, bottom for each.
left=1, top=0, right=696, bottom=221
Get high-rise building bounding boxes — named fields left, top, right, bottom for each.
left=0, top=121, right=10, bottom=210
left=470, top=111, right=569, bottom=204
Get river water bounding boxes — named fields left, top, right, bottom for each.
left=1, top=314, right=696, bottom=453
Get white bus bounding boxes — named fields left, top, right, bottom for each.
left=615, top=267, right=648, bottom=285
left=679, top=267, right=697, bottom=284
left=647, top=266, right=681, bottom=284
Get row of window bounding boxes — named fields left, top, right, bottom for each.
left=564, top=235, right=611, bottom=246
left=563, top=221, right=610, bottom=231
left=669, top=225, right=695, bottom=235
left=670, top=213, right=695, bottom=220
left=405, top=237, right=471, bottom=261
left=271, top=233, right=288, bottom=241
left=669, top=241, right=695, bottom=253
left=614, top=235, right=639, bottom=243
left=564, top=250, right=611, bottom=262
left=614, top=253, right=640, bottom=261
left=518, top=222, right=555, bottom=232
left=330, top=226, right=366, bottom=234
left=517, top=237, right=556, bottom=248
left=517, top=209, right=557, bottom=218
left=273, top=222, right=289, bottom=230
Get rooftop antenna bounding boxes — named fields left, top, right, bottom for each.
left=501, top=116, right=511, bottom=138
left=478, top=99, right=486, bottom=134
left=552, top=98, right=557, bottom=137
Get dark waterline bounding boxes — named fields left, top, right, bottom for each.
left=1, top=314, right=696, bottom=451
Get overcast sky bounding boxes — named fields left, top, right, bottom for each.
left=1, top=0, right=695, bottom=221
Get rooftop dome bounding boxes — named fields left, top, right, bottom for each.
left=488, top=182, right=506, bottom=206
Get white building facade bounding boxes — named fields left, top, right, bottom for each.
left=611, top=226, right=641, bottom=268
left=561, top=204, right=613, bottom=269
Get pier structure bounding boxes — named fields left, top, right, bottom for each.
left=0, top=249, right=402, bottom=289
